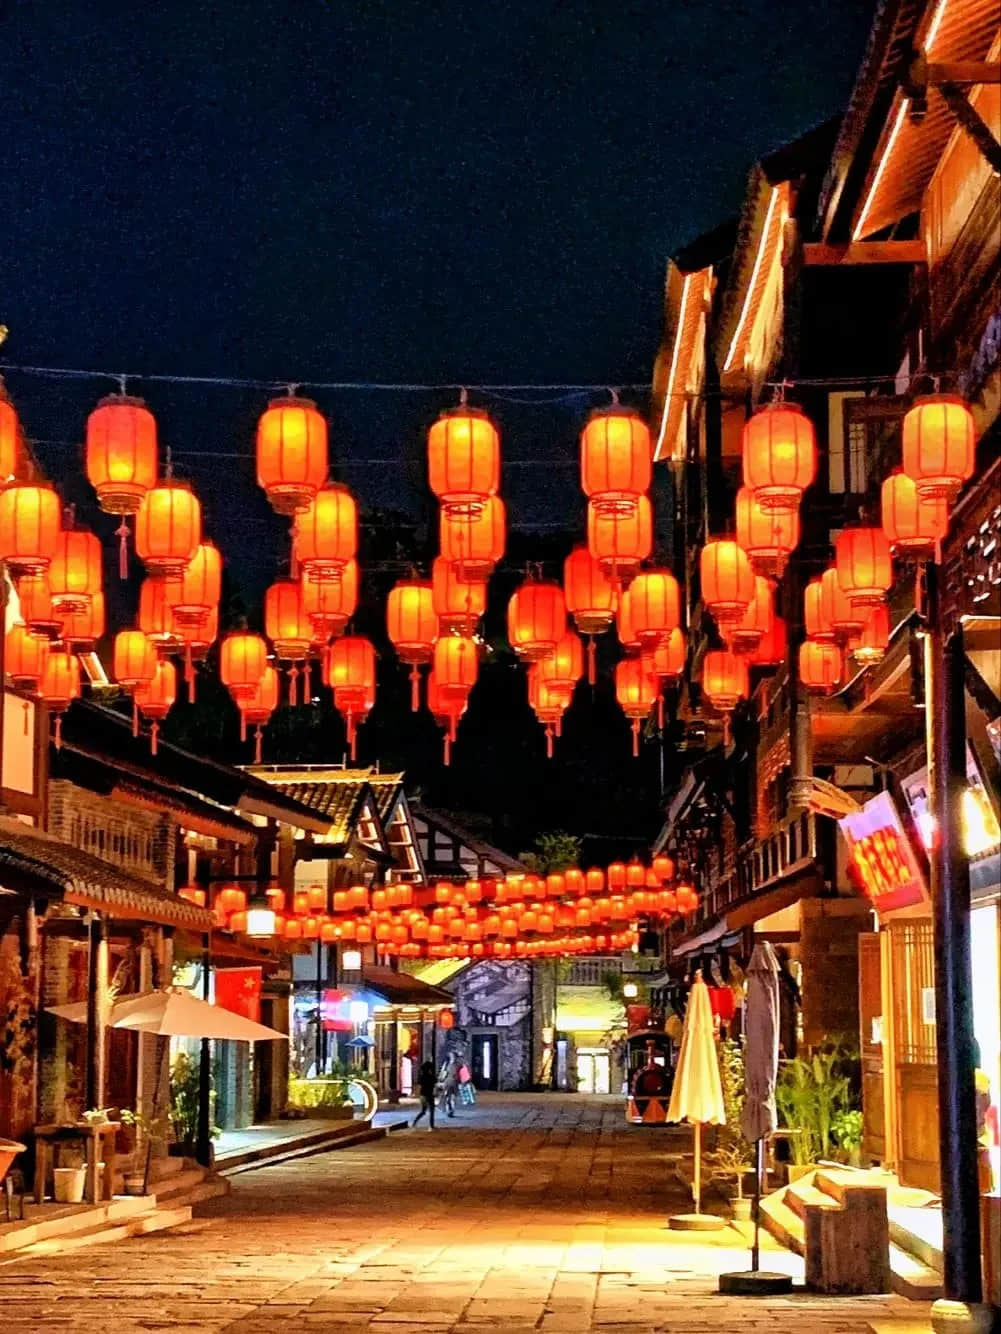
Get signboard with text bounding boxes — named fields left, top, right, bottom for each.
left=838, top=791, right=929, bottom=917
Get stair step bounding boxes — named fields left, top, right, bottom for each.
left=785, top=1184, right=838, bottom=1219
left=219, top=1126, right=384, bottom=1176
left=14, top=1205, right=194, bottom=1258
left=760, top=1195, right=805, bottom=1256
left=146, top=1166, right=209, bottom=1199
left=161, top=1179, right=229, bottom=1208
left=0, top=1196, right=152, bottom=1253
left=888, top=1241, right=943, bottom=1301
left=216, top=1120, right=370, bottom=1172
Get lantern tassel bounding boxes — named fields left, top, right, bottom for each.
left=587, top=636, right=596, bottom=686
left=546, top=726, right=554, bottom=759
left=555, top=715, right=562, bottom=738
left=240, top=711, right=247, bottom=743
left=443, top=732, right=451, bottom=766
left=132, top=700, right=139, bottom=738
left=186, top=643, right=194, bottom=690
left=150, top=722, right=159, bottom=756
left=254, top=725, right=263, bottom=765
left=54, top=714, right=62, bottom=750
left=116, top=517, right=130, bottom=580
left=305, top=658, right=312, bottom=700
left=632, top=718, right=640, bottom=758
left=348, top=714, right=358, bottom=762
left=23, top=700, right=29, bottom=736
left=657, top=694, right=664, bottom=731
left=289, top=663, right=299, bottom=708
left=410, top=664, right=420, bottom=712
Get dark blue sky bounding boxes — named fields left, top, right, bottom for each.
left=3, top=0, right=871, bottom=594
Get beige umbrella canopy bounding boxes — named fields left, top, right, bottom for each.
left=48, top=987, right=288, bottom=1041
left=667, top=971, right=725, bottom=1226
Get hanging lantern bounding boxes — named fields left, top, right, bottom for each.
left=220, top=631, right=268, bottom=703
left=113, top=629, right=158, bottom=734
left=134, top=660, right=177, bottom=754
left=59, top=591, right=105, bottom=649
left=387, top=579, right=437, bottom=710
left=563, top=544, right=615, bottom=683
left=135, top=479, right=201, bottom=578
left=427, top=669, right=468, bottom=765
left=901, top=394, right=975, bottom=502
left=853, top=603, right=890, bottom=668
left=803, top=576, right=833, bottom=644
left=432, top=635, right=478, bottom=700
left=507, top=582, right=566, bottom=661
left=701, top=539, right=755, bottom=631
left=616, top=584, right=641, bottom=654
left=800, top=640, right=842, bottom=695
left=528, top=667, right=568, bottom=758
left=835, top=527, right=892, bottom=609
left=580, top=405, right=651, bottom=515
left=741, top=401, right=817, bottom=513
left=428, top=404, right=500, bottom=515
left=676, top=883, right=699, bottom=914
left=256, top=395, right=328, bottom=515
left=85, top=394, right=158, bottom=515
left=174, top=542, right=222, bottom=629
left=265, top=578, right=312, bottom=704
left=652, top=854, right=675, bottom=883
left=296, top=483, right=357, bottom=583
left=820, top=567, right=865, bottom=644
left=39, top=650, right=81, bottom=748
left=239, top=665, right=280, bottom=761
left=302, top=559, right=357, bottom=642
left=587, top=494, right=652, bottom=583
left=0, top=483, right=61, bottom=575
left=880, top=470, right=948, bottom=555
left=327, top=636, right=377, bottom=760
left=702, top=650, right=748, bottom=712
left=5, top=624, right=48, bottom=691
left=749, top=613, right=787, bottom=667
left=641, top=628, right=686, bottom=729
left=17, top=573, right=63, bottom=639
left=431, top=556, right=485, bottom=635
left=47, top=527, right=103, bottom=615
left=627, top=568, right=681, bottom=648
left=439, top=495, right=505, bottom=580
left=537, top=629, right=583, bottom=702
left=735, top=485, right=799, bottom=577
left=730, top=574, right=774, bottom=654
left=0, top=389, right=20, bottom=483
left=615, top=656, right=656, bottom=756
left=139, top=575, right=184, bottom=653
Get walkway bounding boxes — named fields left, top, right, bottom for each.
left=0, top=1094, right=929, bottom=1333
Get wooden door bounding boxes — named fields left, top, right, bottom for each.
left=858, top=933, right=886, bottom=1162
left=889, top=919, right=940, bottom=1191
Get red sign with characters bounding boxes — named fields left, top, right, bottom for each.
left=839, top=791, right=929, bottom=917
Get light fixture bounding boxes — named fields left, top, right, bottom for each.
left=348, top=999, right=370, bottom=1025
left=245, top=892, right=277, bottom=937
left=341, top=948, right=362, bottom=971
left=622, top=981, right=639, bottom=999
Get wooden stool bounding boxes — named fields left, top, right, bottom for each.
left=33, top=1122, right=120, bottom=1204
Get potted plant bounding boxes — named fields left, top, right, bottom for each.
left=705, top=1038, right=755, bottom=1219
left=168, top=1052, right=219, bottom=1157
left=775, top=1038, right=861, bottom=1180
left=831, top=1108, right=864, bottom=1167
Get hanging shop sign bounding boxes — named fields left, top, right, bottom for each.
left=900, top=750, right=1001, bottom=900
left=838, top=791, right=929, bottom=917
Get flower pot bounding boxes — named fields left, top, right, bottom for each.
left=52, top=1166, right=87, bottom=1204
left=730, top=1196, right=752, bottom=1222
left=123, top=1172, right=147, bottom=1196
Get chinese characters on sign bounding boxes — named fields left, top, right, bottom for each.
left=838, top=791, right=929, bottom=916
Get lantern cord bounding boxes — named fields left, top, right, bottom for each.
left=22, top=699, right=29, bottom=737
left=53, top=714, right=62, bottom=749
left=289, top=521, right=299, bottom=578
left=632, top=718, right=640, bottom=758
left=657, top=695, right=665, bottom=732
left=587, top=637, right=596, bottom=686
left=545, top=726, right=554, bottom=760
left=443, top=733, right=451, bottom=767
left=132, top=699, right=139, bottom=738
left=240, top=712, right=247, bottom=744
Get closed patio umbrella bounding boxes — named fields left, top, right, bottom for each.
left=666, top=970, right=726, bottom=1229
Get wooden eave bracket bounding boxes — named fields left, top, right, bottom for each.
left=905, top=54, right=1001, bottom=175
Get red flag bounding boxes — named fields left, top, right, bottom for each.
left=215, top=967, right=262, bottom=1022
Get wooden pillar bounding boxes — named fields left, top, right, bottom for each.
left=85, top=914, right=107, bottom=1112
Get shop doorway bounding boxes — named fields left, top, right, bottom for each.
left=471, top=1034, right=498, bottom=1090
left=576, top=1048, right=611, bottom=1094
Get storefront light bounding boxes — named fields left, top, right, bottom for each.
left=246, top=893, right=276, bottom=937
left=962, top=787, right=1000, bottom=857
left=342, top=948, right=362, bottom=971
left=622, top=982, right=639, bottom=998
left=348, top=999, right=370, bottom=1025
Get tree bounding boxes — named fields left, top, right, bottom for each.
left=517, top=830, right=582, bottom=875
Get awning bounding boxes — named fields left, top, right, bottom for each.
left=0, top=817, right=214, bottom=931
left=672, top=917, right=735, bottom=958
left=362, top=965, right=453, bottom=1009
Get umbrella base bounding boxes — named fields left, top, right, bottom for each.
left=668, top=1212, right=727, bottom=1231
left=718, top=1270, right=794, bottom=1295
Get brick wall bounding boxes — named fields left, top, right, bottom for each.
left=799, top=897, right=872, bottom=1050
left=48, top=780, right=176, bottom=890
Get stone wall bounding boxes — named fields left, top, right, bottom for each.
left=799, top=896, right=872, bottom=1050
left=48, top=779, right=175, bottom=890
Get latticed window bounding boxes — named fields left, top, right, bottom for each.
left=889, top=920, right=936, bottom=1066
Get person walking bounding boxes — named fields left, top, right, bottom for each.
left=411, top=1060, right=437, bottom=1129
left=441, top=1054, right=459, bottom=1117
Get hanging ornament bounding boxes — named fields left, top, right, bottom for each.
left=901, top=394, right=975, bottom=503
left=172, top=606, right=218, bottom=701
left=730, top=574, right=774, bottom=654
left=616, top=584, right=641, bottom=654
left=528, top=665, right=568, bottom=758
left=0, top=386, right=20, bottom=483
left=428, top=402, right=500, bottom=516
left=820, top=567, right=866, bottom=644
left=220, top=631, right=268, bottom=705
left=0, top=482, right=61, bottom=576
left=432, top=634, right=478, bottom=702
left=387, top=579, right=437, bottom=710
left=5, top=623, right=49, bottom=692
left=39, top=650, right=81, bottom=748
left=701, top=650, right=748, bottom=713
left=615, top=656, right=657, bottom=756
left=580, top=404, right=651, bottom=515
left=563, top=545, right=616, bottom=683
left=536, top=629, right=583, bottom=704
left=48, top=526, right=103, bottom=616
left=135, top=478, right=201, bottom=578
left=16, top=573, right=63, bottom=640
left=431, top=556, right=485, bottom=636
left=700, top=538, right=755, bottom=631
left=301, top=558, right=358, bottom=644
left=803, top=576, right=834, bottom=644
left=800, top=640, right=842, bottom=695
left=835, top=526, right=892, bottom=609
left=85, top=393, right=159, bottom=576
left=741, top=401, right=817, bottom=513
left=641, top=627, right=686, bottom=728
left=134, top=660, right=177, bottom=754
left=439, top=495, right=506, bottom=580
left=265, top=578, right=312, bottom=705
left=735, top=485, right=799, bottom=577
left=880, top=470, right=948, bottom=555
left=113, top=629, right=158, bottom=735
left=256, top=395, right=328, bottom=515
left=587, top=494, right=652, bottom=584
left=507, top=581, right=566, bottom=661
left=139, top=575, right=184, bottom=654
left=748, top=613, right=787, bottom=667
left=296, top=483, right=358, bottom=583
left=853, top=603, right=890, bottom=668
left=328, top=636, right=377, bottom=761
left=426, top=669, right=468, bottom=766
left=239, top=665, right=280, bottom=761
left=59, top=591, right=105, bottom=650
left=627, top=568, right=681, bottom=648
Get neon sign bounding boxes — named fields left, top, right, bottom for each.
left=838, top=791, right=928, bottom=916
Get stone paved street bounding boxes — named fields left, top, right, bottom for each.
left=0, top=1095, right=929, bottom=1333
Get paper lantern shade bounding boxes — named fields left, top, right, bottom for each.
left=627, top=569, right=681, bottom=648
left=820, top=567, right=865, bottom=643
left=735, top=485, right=799, bottom=576
left=135, top=480, right=201, bottom=577
left=432, top=635, right=478, bottom=700
left=0, top=394, right=19, bottom=483
left=134, top=659, right=177, bottom=725
left=730, top=575, right=773, bottom=653
left=114, top=629, right=158, bottom=690
left=302, top=560, right=357, bottom=641
left=256, top=395, right=328, bottom=515
left=901, top=394, right=975, bottom=502
left=0, top=483, right=61, bottom=575
left=835, top=527, right=892, bottom=609
left=537, top=630, right=583, bottom=699
left=265, top=579, right=311, bottom=660
left=296, top=484, right=357, bottom=583
left=580, top=406, right=652, bottom=515
left=749, top=613, right=787, bottom=667
left=431, top=557, right=485, bottom=635
left=702, top=650, right=748, bottom=712
left=428, top=406, right=500, bottom=515
left=387, top=579, right=437, bottom=709
left=139, top=576, right=184, bottom=651
left=59, top=592, right=104, bottom=647
left=615, top=656, right=656, bottom=755
left=587, top=494, right=652, bottom=582
left=220, top=632, right=268, bottom=702
left=16, top=574, right=62, bottom=640
left=507, top=582, right=566, bottom=661
left=741, top=401, right=817, bottom=512
left=48, top=529, right=103, bottom=614
left=563, top=545, right=616, bottom=635
left=85, top=395, right=158, bottom=515
left=5, top=624, right=48, bottom=691
left=803, top=577, right=833, bottom=644
left=700, top=539, right=755, bottom=628
left=853, top=603, right=890, bottom=668
left=439, top=495, right=505, bottom=579
left=880, top=470, right=948, bottom=554
left=40, top=650, right=81, bottom=746
left=800, top=639, right=842, bottom=695
left=174, top=543, right=222, bottom=629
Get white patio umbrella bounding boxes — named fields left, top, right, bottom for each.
left=48, top=987, right=288, bottom=1041
left=667, top=970, right=726, bottom=1229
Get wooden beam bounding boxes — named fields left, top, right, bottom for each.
left=925, top=61, right=1001, bottom=86
left=802, top=241, right=926, bottom=266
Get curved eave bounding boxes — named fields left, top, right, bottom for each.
left=652, top=264, right=713, bottom=463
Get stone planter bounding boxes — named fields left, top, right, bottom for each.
left=730, top=1196, right=753, bottom=1222
left=53, top=1166, right=87, bottom=1204
left=123, top=1172, right=147, bottom=1196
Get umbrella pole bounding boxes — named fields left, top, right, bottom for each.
left=752, top=1137, right=763, bottom=1272
left=693, top=1121, right=700, bottom=1214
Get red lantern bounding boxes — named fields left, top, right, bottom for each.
left=0, top=483, right=61, bottom=575
left=853, top=603, right=890, bottom=668
left=627, top=569, right=681, bottom=648
left=652, top=854, right=675, bottom=883
left=239, top=665, right=280, bottom=761
left=0, top=391, right=20, bottom=483
left=135, top=480, right=201, bottom=577
left=220, top=632, right=268, bottom=702
left=902, top=394, right=975, bottom=502
left=134, top=660, right=177, bottom=753
left=616, top=584, right=641, bottom=653
left=615, top=656, right=656, bottom=755
left=256, top=395, right=328, bottom=515
left=563, top=544, right=616, bottom=682
left=216, top=885, right=247, bottom=918
left=580, top=405, right=651, bottom=515
left=48, top=528, right=103, bottom=615
left=174, top=542, right=222, bottom=630
left=39, top=650, right=81, bottom=747
left=59, top=591, right=105, bottom=648
left=702, top=650, right=748, bottom=712
left=296, top=484, right=357, bottom=583
left=328, top=636, right=377, bottom=759
left=16, top=573, right=62, bottom=640
left=387, top=579, right=437, bottom=709
left=113, top=629, right=157, bottom=734
left=800, top=640, right=841, bottom=695
left=439, top=495, right=505, bottom=579
left=507, top=582, right=566, bottom=661
left=5, top=624, right=48, bottom=691
left=730, top=574, right=773, bottom=654
left=676, top=883, right=699, bottom=914
left=265, top=578, right=311, bottom=702
left=803, top=576, right=833, bottom=644
left=644, top=627, right=686, bottom=681
left=735, top=485, right=799, bottom=577
left=302, top=559, right=357, bottom=642
left=139, top=576, right=183, bottom=653
left=700, top=539, right=755, bottom=630
left=881, top=470, right=948, bottom=555
left=428, top=405, right=500, bottom=515
left=85, top=394, right=158, bottom=516
left=749, top=613, right=787, bottom=667
left=742, top=401, right=817, bottom=512
left=587, top=494, right=652, bottom=583
left=835, top=527, right=892, bottom=609
left=537, top=629, right=583, bottom=702
left=820, top=567, right=865, bottom=644
left=528, top=667, right=569, bottom=753
left=433, top=635, right=478, bottom=700
left=427, top=668, right=468, bottom=765
left=431, top=556, right=485, bottom=635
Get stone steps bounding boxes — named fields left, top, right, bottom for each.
left=218, top=1123, right=385, bottom=1176
left=13, top=1205, right=193, bottom=1257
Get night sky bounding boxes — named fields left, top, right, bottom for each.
left=3, top=1, right=872, bottom=849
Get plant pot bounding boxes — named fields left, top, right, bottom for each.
left=168, top=1141, right=195, bottom=1158
left=123, top=1172, right=147, bottom=1196
left=730, top=1196, right=753, bottom=1222
left=52, top=1166, right=87, bottom=1204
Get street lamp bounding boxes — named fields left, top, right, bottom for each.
left=245, top=892, right=276, bottom=938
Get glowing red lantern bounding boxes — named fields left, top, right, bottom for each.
left=901, top=394, right=975, bottom=502
left=0, top=483, right=61, bottom=575
left=113, top=629, right=158, bottom=732
left=239, top=665, right=280, bottom=761
left=302, top=559, right=357, bottom=642
left=139, top=576, right=183, bottom=653
left=5, top=624, right=48, bottom=691
left=652, top=854, right=675, bottom=883
left=431, top=556, right=485, bottom=635
left=730, top=574, right=773, bottom=654
left=587, top=494, right=652, bottom=583
left=735, top=485, right=799, bottom=577
left=439, top=495, right=505, bottom=579
left=433, top=635, right=478, bottom=700
left=39, top=650, right=81, bottom=747
left=742, top=401, right=816, bottom=512
left=853, top=603, right=890, bottom=668
left=507, top=582, right=566, bottom=661
left=265, top=578, right=311, bottom=702
left=428, top=404, right=500, bottom=515
left=0, top=391, right=20, bottom=483
left=617, top=584, right=641, bottom=653
left=881, top=470, right=948, bottom=555
left=85, top=394, right=158, bottom=516
left=803, top=577, right=833, bottom=644
left=48, top=528, right=103, bottom=615
left=749, top=613, right=787, bottom=667
left=820, top=567, right=865, bottom=643
left=296, top=484, right=357, bottom=583
left=135, top=480, right=201, bottom=578
left=628, top=568, right=681, bottom=648
left=615, top=656, right=657, bottom=755
left=563, top=544, right=616, bottom=682
left=701, top=539, right=755, bottom=630
left=328, top=636, right=377, bottom=759
left=800, top=639, right=841, bottom=695
left=256, top=395, right=328, bottom=515
left=580, top=405, right=651, bottom=514
left=216, top=885, right=247, bottom=917
left=59, top=592, right=104, bottom=648
left=835, top=527, right=892, bottom=609
left=427, top=668, right=468, bottom=765
left=537, top=629, right=583, bottom=702
left=528, top=666, right=569, bottom=755
left=387, top=579, right=437, bottom=709
left=220, top=631, right=268, bottom=702
left=134, top=660, right=177, bottom=753
left=702, top=650, right=748, bottom=712
left=676, top=883, right=699, bottom=914
left=174, top=542, right=222, bottom=630
left=16, top=573, right=62, bottom=640
left=644, top=627, right=686, bottom=681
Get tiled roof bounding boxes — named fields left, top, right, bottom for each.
left=271, top=779, right=369, bottom=842
left=409, top=804, right=525, bottom=872
left=362, top=965, right=453, bottom=1008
